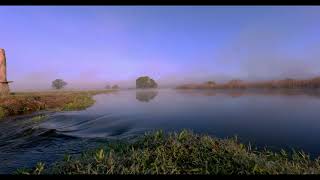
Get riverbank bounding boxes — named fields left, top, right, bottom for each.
left=19, top=130, right=320, bottom=175
left=0, top=90, right=116, bottom=119
left=176, top=77, right=320, bottom=90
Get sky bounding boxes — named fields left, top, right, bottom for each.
left=1, top=6, right=320, bottom=90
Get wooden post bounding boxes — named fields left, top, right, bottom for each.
left=0, top=49, right=12, bottom=96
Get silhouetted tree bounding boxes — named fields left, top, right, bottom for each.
left=227, top=79, right=246, bottom=89
left=205, top=81, right=216, bottom=88
left=112, top=85, right=119, bottom=89
left=136, top=76, right=158, bottom=89
left=52, top=79, right=67, bottom=90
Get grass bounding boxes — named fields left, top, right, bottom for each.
left=17, top=130, right=320, bottom=175
left=0, top=107, right=5, bottom=118
left=0, top=89, right=115, bottom=119
left=61, top=93, right=95, bottom=111
left=31, top=114, right=49, bottom=123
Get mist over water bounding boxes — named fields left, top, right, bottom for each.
left=1, top=89, right=320, bottom=173
left=2, top=6, right=320, bottom=173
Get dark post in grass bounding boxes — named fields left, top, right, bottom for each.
left=0, top=49, right=13, bottom=96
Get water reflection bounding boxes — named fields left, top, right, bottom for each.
left=228, top=92, right=245, bottom=98
left=136, top=90, right=158, bottom=102
left=3, top=89, right=320, bottom=173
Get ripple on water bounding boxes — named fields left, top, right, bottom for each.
left=2, top=89, right=320, bottom=173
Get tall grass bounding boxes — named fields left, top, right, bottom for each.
left=19, top=130, right=320, bottom=175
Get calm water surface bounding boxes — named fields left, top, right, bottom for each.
left=1, top=89, right=320, bottom=173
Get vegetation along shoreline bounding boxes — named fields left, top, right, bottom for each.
left=176, top=77, right=320, bottom=90
left=18, top=130, right=320, bottom=175
left=0, top=89, right=116, bottom=119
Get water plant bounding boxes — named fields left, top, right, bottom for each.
left=0, top=107, right=6, bottom=118
left=31, top=114, right=48, bottom=122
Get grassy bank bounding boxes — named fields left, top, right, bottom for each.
left=0, top=90, right=116, bottom=119
left=177, top=77, right=320, bottom=90
left=19, top=130, right=320, bottom=175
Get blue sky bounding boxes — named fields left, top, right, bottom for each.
left=1, top=6, right=320, bottom=90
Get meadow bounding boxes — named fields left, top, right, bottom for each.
left=0, top=90, right=115, bottom=119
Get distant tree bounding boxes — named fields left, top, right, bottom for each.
left=227, top=79, right=246, bottom=89
left=205, top=81, right=216, bottom=87
left=311, top=77, right=320, bottom=88
left=52, top=79, right=67, bottom=90
left=112, top=85, right=119, bottom=89
left=136, top=76, right=158, bottom=89
left=228, top=79, right=243, bottom=84
left=105, top=85, right=111, bottom=89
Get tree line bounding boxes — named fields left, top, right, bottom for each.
left=176, top=77, right=320, bottom=89
left=51, top=79, right=120, bottom=90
